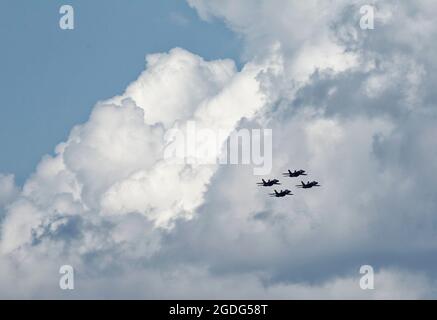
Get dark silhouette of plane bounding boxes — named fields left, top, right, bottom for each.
left=283, top=169, right=307, bottom=177
left=269, top=189, right=293, bottom=197
left=296, top=181, right=321, bottom=189
left=257, top=179, right=281, bottom=187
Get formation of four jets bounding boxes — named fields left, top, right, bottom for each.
left=257, top=169, right=321, bottom=198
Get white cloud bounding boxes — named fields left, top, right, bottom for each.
left=0, top=174, right=19, bottom=209
left=1, top=0, right=437, bottom=298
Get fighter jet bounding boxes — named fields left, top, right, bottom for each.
left=296, top=181, right=321, bottom=189
left=257, top=179, right=281, bottom=187
left=269, top=189, right=293, bottom=197
left=282, top=169, right=307, bottom=178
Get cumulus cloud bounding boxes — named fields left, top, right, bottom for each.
left=0, top=174, right=19, bottom=209
left=1, top=0, right=437, bottom=298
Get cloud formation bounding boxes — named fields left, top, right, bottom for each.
left=1, top=0, right=437, bottom=298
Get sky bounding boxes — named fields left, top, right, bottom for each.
left=1, top=0, right=437, bottom=299
left=0, top=0, right=241, bottom=184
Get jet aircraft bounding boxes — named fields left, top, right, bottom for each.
left=257, top=179, right=281, bottom=187
left=269, top=189, right=293, bottom=197
left=296, top=181, right=321, bottom=189
left=283, top=169, right=307, bottom=178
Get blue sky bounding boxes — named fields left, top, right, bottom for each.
left=0, top=0, right=241, bottom=184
